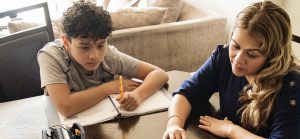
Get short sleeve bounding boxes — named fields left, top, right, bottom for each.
left=103, top=45, right=140, bottom=78
left=37, top=51, right=67, bottom=88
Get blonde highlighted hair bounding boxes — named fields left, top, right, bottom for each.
left=234, top=1, right=298, bottom=131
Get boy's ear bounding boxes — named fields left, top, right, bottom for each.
left=62, top=35, right=71, bottom=51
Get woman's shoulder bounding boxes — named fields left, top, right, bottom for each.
left=213, top=45, right=229, bottom=55
left=209, top=45, right=231, bottom=69
left=269, top=71, right=300, bottom=138
left=277, top=70, right=300, bottom=111
left=282, top=70, right=300, bottom=88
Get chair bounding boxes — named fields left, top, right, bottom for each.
left=293, top=34, right=300, bottom=44
left=0, top=2, right=54, bottom=102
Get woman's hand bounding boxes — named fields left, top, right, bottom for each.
left=163, top=124, right=187, bottom=139
left=199, top=116, right=234, bottom=138
left=116, top=90, right=142, bottom=111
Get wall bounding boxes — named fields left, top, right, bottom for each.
left=283, top=0, right=300, bottom=63
left=197, top=0, right=299, bottom=63
left=197, top=0, right=283, bottom=40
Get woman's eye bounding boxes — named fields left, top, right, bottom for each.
left=231, top=44, right=239, bottom=49
left=248, top=53, right=257, bottom=58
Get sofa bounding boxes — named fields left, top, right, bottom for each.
left=108, top=0, right=227, bottom=72
left=4, top=0, right=227, bottom=72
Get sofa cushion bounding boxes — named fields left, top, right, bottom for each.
left=106, top=0, right=132, bottom=11
left=7, top=7, right=166, bottom=37
left=7, top=20, right=40, bottom=34
left=98, top=0, right=110, bottom=9
left=7, top=19, right=62, bottom=39
left=138, top=0, right=183, bottom=23
left=105, top=0, right=140, bottom=11
left=110, top=7, right=167, bottom=30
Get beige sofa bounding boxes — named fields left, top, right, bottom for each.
left=109, top=0, right=227, bottom=72
left=4, top=0, right=227, bottom=72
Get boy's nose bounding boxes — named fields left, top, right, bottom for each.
left=89, top=49, right=99, bottom=60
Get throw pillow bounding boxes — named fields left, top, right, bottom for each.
left=106, top=0, right=133, bottom=11
left=51, top=18, right=63, bottom=39
left=110, top=7, right=167, bottom=30
left=138, top=0, right=183, bottom=23
left=7, top=20, right=40, bottom=34
left=98, top=0, right=110, bottom=10
left=7, top=19, right=62, bottom=39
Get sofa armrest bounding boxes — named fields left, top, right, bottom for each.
left=108, top=15, right=226, bottom=72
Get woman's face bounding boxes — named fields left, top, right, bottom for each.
left=229, top=28, right=267, bottom=80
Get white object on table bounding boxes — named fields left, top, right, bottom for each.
left=0, top=96, right=48, bottom=139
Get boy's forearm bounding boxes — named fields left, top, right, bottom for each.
left=135, top=69, right=168, bottom=101
left=51, top=82, right=116, bottom=117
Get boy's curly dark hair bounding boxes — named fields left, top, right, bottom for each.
left=61, top=0, right=113, bottom=40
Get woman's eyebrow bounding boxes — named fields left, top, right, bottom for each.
left=231, top=39, right=240, bottom=47
left=232, top=39, right=262, bottom=53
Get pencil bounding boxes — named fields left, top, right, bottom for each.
left=119, top=75, right=124, bottom=99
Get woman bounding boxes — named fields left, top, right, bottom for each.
left=163, top=1, right=300, bottom=139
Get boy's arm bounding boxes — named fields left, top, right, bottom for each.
left=132, top=61, right=169, bottom=101
left=48, top=61, right=167, bottom=117
left=46, top=80, right=118, bottom=117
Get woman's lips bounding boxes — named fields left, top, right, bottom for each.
left=233, top=64, right=245, bottom=71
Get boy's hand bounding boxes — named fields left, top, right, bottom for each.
left=116, top=91, right=142, bottom=111
left=122, top=79, right=141, bottom=92
left=108, top=78, right=140, bottom=94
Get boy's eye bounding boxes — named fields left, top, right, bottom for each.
left=97, top=43, right=106, bottom=48
left=81, top=46, right=89, bottom=50
left=97, top=44, right=104, bottom=48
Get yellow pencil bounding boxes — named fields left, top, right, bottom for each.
left=119, top=75, right=124, bottom=99
left=75, top=129, right=81, bottom=135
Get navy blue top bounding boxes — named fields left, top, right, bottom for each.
left=175, top=45, right=300, bottom=138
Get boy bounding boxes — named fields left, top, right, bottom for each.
left=38, top=1, right=168, bottom=117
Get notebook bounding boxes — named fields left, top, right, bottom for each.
left=57, top=88, right=171, bottom=126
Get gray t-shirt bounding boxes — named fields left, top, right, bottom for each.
left=37, top=39, right=140, bottom=93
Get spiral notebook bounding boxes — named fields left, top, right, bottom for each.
left=57, top=88, right=171, bottom=126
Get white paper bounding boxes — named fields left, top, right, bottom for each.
left=0, top=96, right=48, bottom=139
left=58, top=89, right=171, bottom=126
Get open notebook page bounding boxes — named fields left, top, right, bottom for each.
left=58, top=97, right=118, bottom=126
left=110, top=88, right=171, bottom=117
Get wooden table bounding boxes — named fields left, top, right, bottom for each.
left=0, top=70, right=220, bottom=139
left=82, top=71, right=220, bottom=139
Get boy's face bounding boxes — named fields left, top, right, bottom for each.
left=63, top=36, right=107, bottom=74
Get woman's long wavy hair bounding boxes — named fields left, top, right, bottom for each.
left=233, top=1, right=298, bottom=131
